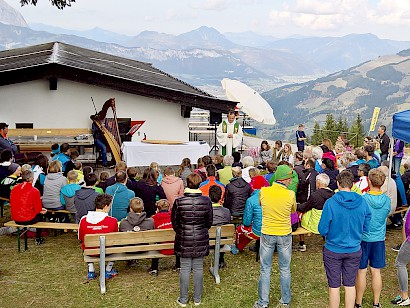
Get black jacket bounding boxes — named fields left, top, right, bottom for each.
left=297, top=188, right=335, bottom=213
left=298, top=168, right=318, bottom=203
left=323, top=168, right=339, bottom=191
left=223, top=177, right=251, bottom=216
left=347, top=164, right=360, bottom=182
left=378, top=133, right=390, bottom=155
left=171, top=191, right=213, bottom=258
left=133, top=180, right=166, bottom=218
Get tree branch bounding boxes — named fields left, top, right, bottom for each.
left=20, top=0, right=76, bottom=10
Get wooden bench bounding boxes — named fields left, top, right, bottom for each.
left=4, top=220, right=78, bottom=252
left=83, top=224, right=235, bottom=294
left=390, top=207, right=408, bottom=216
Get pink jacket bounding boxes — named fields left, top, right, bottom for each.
left=161, top=175, right=184, bottom=205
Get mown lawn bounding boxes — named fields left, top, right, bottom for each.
left=0, top=208, right=404, bottom=308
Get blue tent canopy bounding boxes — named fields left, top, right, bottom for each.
left=392, top=110, right=410, bottom=144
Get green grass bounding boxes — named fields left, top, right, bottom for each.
left=0, top=208, right=405, bottom=308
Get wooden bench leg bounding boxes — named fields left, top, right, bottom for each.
left=0, top=200, right=4, bottom=217
left=24, top=228, right=28, bottom=251
left=209, top=226, right=221, bottom=284
left=17, top=227, right=21, bottom=253
left=99, top=235, right=106, bottom=294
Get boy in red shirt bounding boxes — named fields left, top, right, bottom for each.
left=78, top=194, right=118, bottom=280
left=149, top=199, right=180, bottom=276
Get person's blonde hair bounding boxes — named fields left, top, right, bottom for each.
left=248, top=167, right=260, bottom=178
left=67, top=170, right=78, bottom=182
left=322, top=138, right=333, bottom=151
left=21, top=164, right=31, bottom=173
left=99, top=171, right=109, bottom=182
left=129, top=197, right=144, bottom=213
left=156, top=199, right=170, bottom=211
left=115, top=161, right=127, bottom=172
left=213, top=154, right=224, bottom=165
left=231, top=166, right=242, bottom=178
left=242, top=156, right=254, bottom=168
left=150, top=162, right=160, bottom=170
left=368, top=168, right=386, bottom=188
left=284, top=143, right=293, bottom=155
left=48, top=160, right=62, bottom=173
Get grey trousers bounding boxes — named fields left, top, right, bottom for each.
left=396, top=240, right=410, bottom=292
left=179, top=256, right=204, bottom=304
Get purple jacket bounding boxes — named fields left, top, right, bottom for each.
left=394, top=139, right=405, bottom=158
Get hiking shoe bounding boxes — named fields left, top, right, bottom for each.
left=398, top=298, right=410, bottom=306
left=253, top=302, right=268, bottom=308
left=230, top=244, right=239, bottom=255
left=219, top=261, right=226, bottom=269
left=392, top=295, right=404, bottom=304
left=35, top=238, right=45, bottom=245
left=298, top=244, right=307, bottom=252
left=354, top=304, right=362, bottom=308
left=194, top=301, right=201, bottom=306
left=148, top=269, right=158, bottom=276
left=176, top=298, right=187, bottom=307
left=105, top=269, right=118, bottom=279
left=373, top=303, right=382, bottom=308
left=87, top=271, right=96, bottom=280
left=392, top=244, right=402, bottom=252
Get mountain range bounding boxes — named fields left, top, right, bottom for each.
left=1, top=0, right=410, bottom=138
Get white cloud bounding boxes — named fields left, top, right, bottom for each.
left=192, top=0, right=229, bottom=11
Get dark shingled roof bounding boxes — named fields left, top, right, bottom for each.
left=0, top=41, right=236, bottom=114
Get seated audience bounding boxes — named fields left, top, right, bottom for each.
left=119, top=197, right=154, bottom=232
left=161, top=166, right=184, bottom=206
left=354, top=163, right=371, bottom=194
left=264, top=161, right=277, bottom=183
left=194, top=157, right=207, bottom=182
left=0, top=123, right=17, bottom=154
left=298, top=173, right=334, bottom=235
left=52, top=143, right=72, bottom=175
left=213, top=154, right=224, bottom=171
left=272, top=140, right=284, bottom=163
left=60, top=170, right=81, bottom=221
left=42, top=160, right=67, bottom=212
left=259, top=140, right=273, bottom=167
left=149, top=199, right=180, bottom=276
left=133, top=167, right=166, bottom=218
left=232, top=151, right=243, bottom=168
left=0, top=149, right=13, bottom=183
left=73, top=161, right=84, bottom=185
left=75, top=173, right=101, bottom=223
left=223, top=166, right=251, bottom=217
left=10, top=170, right=47, bottom=245
left=150, top=161, right=163, bottom=184
left=299, top=158, right=318, bottom=202
left=78, top=194, right=119, bottom=280
left=105, top=161, right=134, bottom=191
left=282, top=143, right=294, bottom=165
left=231, top=176, right=265, bottom=254
left=241, top=156, right=255, bottom=183
left=364, top=144, right=380, bottom=169
left=96, top=171, right=110, bottom=192
left=199, top=164, right=225, bottom=199
left=217, top=155, right=234, bottom=186
left=177, top=157, right=193, bottom=188
left=209, top=185, right=230, bottom=268
left=0, top=163, right=22, bottom=199
left=322, top=157, right=339, bottom=191
left=127, top=167, right=138, bottom=190
left=106, top=171, right=135, bottom=221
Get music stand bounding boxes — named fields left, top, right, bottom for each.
left=209, top=122, right=219, bottom=155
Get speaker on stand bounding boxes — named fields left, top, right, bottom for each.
left=209, top=112, right=222, bottom=155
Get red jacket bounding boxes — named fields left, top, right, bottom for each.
left=10, top=182, right=42, bottom=222
left=78, top=211, right=118, bottom=250
left=151, top=210, right=174, bottom=255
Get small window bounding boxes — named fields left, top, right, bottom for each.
left=15, top=123, right=34, bottom=129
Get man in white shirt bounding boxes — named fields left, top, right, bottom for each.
left=216, top=110, right=243, bottom=156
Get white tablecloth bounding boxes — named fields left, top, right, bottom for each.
left=122, top=141, right=211, bottom=167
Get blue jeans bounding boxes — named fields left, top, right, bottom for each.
left=257, top=233, right=292, bottom=306
left=381, top=153, right=388, bottom=163
left=179, top=257, right=204, bottom=304
left=393, top=156, right=403, bottom=175
left=95, top=138, right=107, bottom=165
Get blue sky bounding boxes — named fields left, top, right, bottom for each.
left=8, top=0, right=410, bottom=40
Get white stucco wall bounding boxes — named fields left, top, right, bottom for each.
left=1, top=79, right=190, bottom=142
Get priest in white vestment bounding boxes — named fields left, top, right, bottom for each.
left=216, top=110, right=243, bottom=156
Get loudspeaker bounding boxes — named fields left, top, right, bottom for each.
left=49, top=77, right=57, bottom=90
left=181, top=105, right=192, bottom=118
left=210, top=112, right=222, bottom=124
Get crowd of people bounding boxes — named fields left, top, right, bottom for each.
left=1, top=121, right=410, bottom=307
